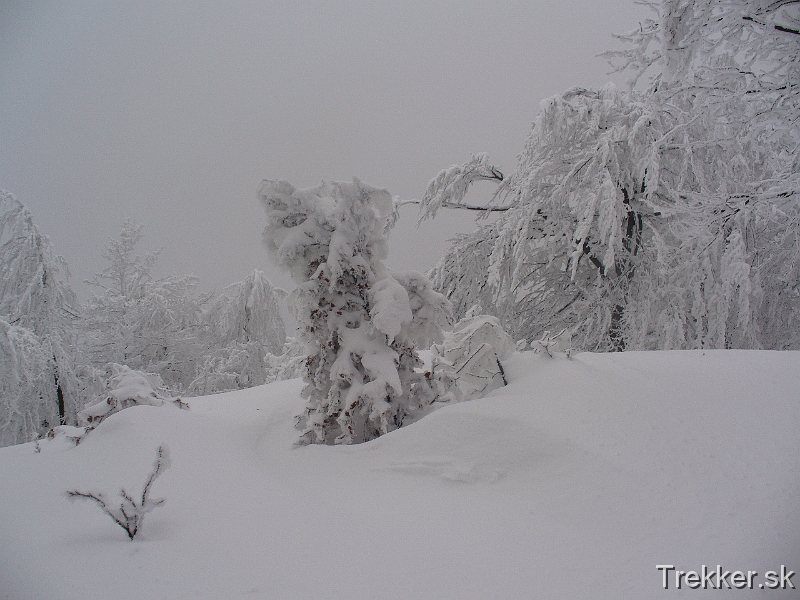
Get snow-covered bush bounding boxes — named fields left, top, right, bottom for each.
left=78, top=364, right=186, bottom=427
left=529, top=329, right=574, bottom=358
left=260, top=178, right=449, bottom=444
left=66, top=444, right=170, bottom=540
left=432, top=307, right=515, bottom=403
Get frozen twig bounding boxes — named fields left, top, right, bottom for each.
left=66, top=444, right=171, bottom=540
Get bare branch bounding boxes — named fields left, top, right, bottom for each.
left=65, top=444, right=170, bottom=540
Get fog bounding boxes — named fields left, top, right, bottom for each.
left=0, top=0, right=650, bottom=297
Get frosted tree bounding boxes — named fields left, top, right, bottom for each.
left=201, top=270, right=285, bottom=354
left=81, top=220, right=208, bottom=392
left=0, top=191, right=81, bottom=434
left=189, top=270, right=286, bottom=394
left=429, top=0, right=799, bottom=351
left=0, top=319, right=55, bottom=446
left=605, top=0, right=800, bottom=349
left=260, top=178, right=449, bottom=445
left=432, top=87, right=672, bottom=350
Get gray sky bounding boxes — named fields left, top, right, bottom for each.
left=0, top=0, right=649, bottom=297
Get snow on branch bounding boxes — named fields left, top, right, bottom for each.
left=77, top=364, right=188, bottom=428
left=432, top=308, right=515, bottom=403
left=414, top=153, right=507, bottom=223
left=66, top=444, right=171, bottom=540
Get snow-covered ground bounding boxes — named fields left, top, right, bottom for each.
left=1, top=350, right=798, bottom=599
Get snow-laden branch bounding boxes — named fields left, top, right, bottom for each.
left=415, top=153, right=507, bottom=223
left=395, top=197, right=511, bottom=213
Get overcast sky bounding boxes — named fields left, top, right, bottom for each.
left=0, top=0, right=649, bottom=298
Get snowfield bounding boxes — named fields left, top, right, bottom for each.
left=1, top=350, right=798, bottom=599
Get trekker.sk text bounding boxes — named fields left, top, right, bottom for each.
left=656, top=565, right=795, bottom=590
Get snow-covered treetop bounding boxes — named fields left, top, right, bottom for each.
left=502, top=84, right=667, bottom=279
left=607, top=0, right=800, bottom=93
left=86, top=218, right=160, bottom=299
left=259, top=178, right=394, bottom=284
left=0, top=191, right=79, bottom=330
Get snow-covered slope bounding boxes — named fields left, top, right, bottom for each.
left=1, top=350, right=798, bottom=599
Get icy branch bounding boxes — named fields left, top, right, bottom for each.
left=416, top=154, right=506, bottom=223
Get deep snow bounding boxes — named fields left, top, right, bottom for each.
left=1, top=350, right=798, bottom=599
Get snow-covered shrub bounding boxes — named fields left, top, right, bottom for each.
left=40, top=424, right=93, bottom=448
left=66, top=444, right=170, bottom=540
left=529, top=329, right=574, bottom=358
left=432, top=307, right=515, bottom=403
left=260, top=178, right=449, bottom=444
left=78, top=364, right=186, bottom=427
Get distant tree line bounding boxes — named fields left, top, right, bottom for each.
left=0, top=197, right=291, bottom=447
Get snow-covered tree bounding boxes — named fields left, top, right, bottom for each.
left=260, top=178, right=449, bottom=445
left=189, top=270, right=286, bottom=394
left=0, top=191, right=81, bottom=436
left=606, top=0, right=800, bottom=349
left=81, top=220, right=208, bottom=391
left=0, top=318, right=55, bottom=445
left=429, top=0, right=799, bottom=351
left=431, top=87, right=672, bottom=350
left=201, top=270, right=285, bottom=354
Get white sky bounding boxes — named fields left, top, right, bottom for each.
left=0, top=0, right=650, bottom=297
